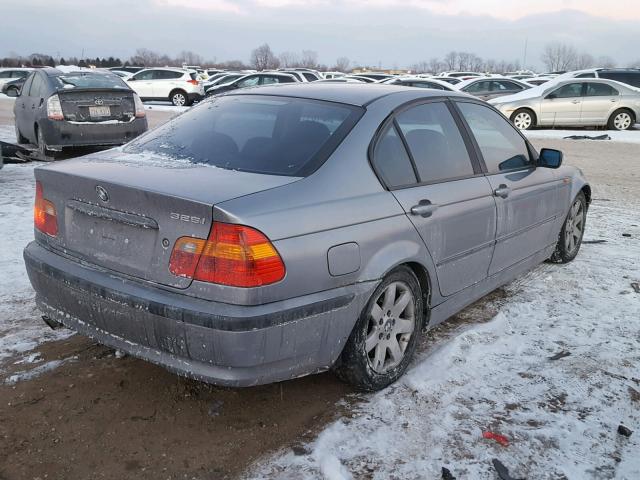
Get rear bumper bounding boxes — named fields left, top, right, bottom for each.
left=40, top=117, right=148, bottom=149
left=24, top=242, right=374, bottom=387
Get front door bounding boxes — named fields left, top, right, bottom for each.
left=456, top=101, right=562, bottom=275
left=129, top=70, right=155, bottom=99
left=540, top=82, right=584, bottom=126
left=371, top=101, right=497, bottom=297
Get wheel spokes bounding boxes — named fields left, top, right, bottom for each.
left=390, top=291, right=411, bottom=318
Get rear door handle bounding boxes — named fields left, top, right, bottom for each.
left=571, top=100, right=581, bottom=104
left=410, top=199, right=438, bottom=218
left=493, top=184, right=511, bottom=199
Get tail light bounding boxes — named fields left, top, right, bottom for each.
left=187, top=79, right=199, bottom=85
left=34, top=181, right=58, bottom=237
left=133, top=93, right=146, bottom=118
left=46, top=95, right=64, bottom=121
left=169, top=223, right=285, bottom=287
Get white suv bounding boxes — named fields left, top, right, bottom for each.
left=126, top=68, right=205, bottom=106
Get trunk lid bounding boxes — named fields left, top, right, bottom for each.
left=35, top=150, right=299, bottom=288
left=57, top=88, right=136, bottom=123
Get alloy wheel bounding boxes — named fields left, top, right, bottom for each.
left=172, top=93, right=186, bottom=106
left=564, top=199, right=585, bottom=254
left=366, top=281, right=416, bottom=374
left=613, top=112, right=632, bottom=130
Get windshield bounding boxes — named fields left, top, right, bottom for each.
left=124, top=95, right=363, bottom=177
left=53, top=73, right=129, bottom=89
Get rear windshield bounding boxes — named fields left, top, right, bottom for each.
left=124, top=95, right=363, bottom=176
left=53, top=73, right=129, bottom=90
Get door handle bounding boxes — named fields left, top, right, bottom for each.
left=493, top=184, right=511, bottom=199
left=410, top=199, right=438, bottom=218
left=610, top=99, right=618, bottom=102
left=571, top=100, right=580, bottom=104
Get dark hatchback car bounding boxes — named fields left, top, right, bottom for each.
left=14, top=68, right=148, bottom=156
left=205, top=72, right=298, bottom=96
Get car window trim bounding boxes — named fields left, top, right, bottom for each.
left=451, top=98, right=538, bottom=175
left=367, top=97, right=484, bottom=191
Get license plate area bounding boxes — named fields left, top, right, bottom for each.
left=89, top=106, right=111, bottom=118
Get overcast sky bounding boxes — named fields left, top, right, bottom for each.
left=3, top=0, right=639, bottom=69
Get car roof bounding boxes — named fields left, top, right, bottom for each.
left=227, top=82, right=468, bottom=107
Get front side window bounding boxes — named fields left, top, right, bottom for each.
left=372, top=126, right=417, bottom=188
left=585, top=83, right=619, bottom=97
left=29, top=74, right=45, bottom=97
left=125, top=95, right=362, bottom=177
left=549, top=83, right=583, bottom=99
left=237, top=76, right=260, bottom=88
left=396, top=102, right=474, bottom=183
left=464, top=81, right=492, bottom=93
left=132, top=70, right=155, bottom=81
left=457, top=102, right=532, bottom=173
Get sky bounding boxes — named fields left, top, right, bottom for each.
left=2, top=0, right=640, bottom=69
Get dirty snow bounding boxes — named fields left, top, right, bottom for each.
left=524, top=128, right=640, bottom=144
left=251, top=202, right=640, bottom=479
left=0, top=163, right=72, bottom=367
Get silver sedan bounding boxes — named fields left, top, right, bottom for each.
left=489, top=78, right=640, bottom=130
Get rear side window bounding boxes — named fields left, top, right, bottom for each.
left=464, top=81, right=491, bottom=93
left=576, top=73, right=596, bottom=78
left=457, top=102, right=532, bottom=173
left=237, top=76, right=260, bottom=88
left=302, top=73, right=317, bottom=81
left=599, top=72, right=640, bottom=88
left=372, top=126, right=417, bottom=188
left=125, top=95, right=362, bottom=177
left=585, top=83, right=619, bottom=96
left=396, top=102, right=474, bottom=183
left=492, top=81, right=523, bottom=91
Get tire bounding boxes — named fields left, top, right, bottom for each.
left=550, top=192, right=587, bottom=263
left=510, top=108, right=536, bottom=130
left=607, top=109, right=634, bottom=131
left=170, top=90, right=190, bottom=107
left=36, top=125, right=54, bottom=159
left=333, top=266, right=424, bottom=391
left=15, top=123, right=27, bottom=144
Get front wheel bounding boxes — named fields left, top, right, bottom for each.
left=608, top=109, right=634, bottom=131
left=511, top=109, right=536, bottom=130
left=550, top=192, right=587, bottom=263
left=333, top=266, right=423, bottom=391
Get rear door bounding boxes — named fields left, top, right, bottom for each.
left=15, top=73, right=34, bottom=138
left=540, top=82, right=584, bottom=126
left=490, top=80, right=525, bottom=100
left=463, top=80, right=493, bottom=101
left=456, top=101, right=561, bottom=275
left=153, top=70, right=183, bottom=97
left=580, top=82, right=620, bottom=125
left=372, top=100, right=497, bottom=297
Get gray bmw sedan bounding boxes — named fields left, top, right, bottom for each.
left=24, top=83, right=590, bottom=390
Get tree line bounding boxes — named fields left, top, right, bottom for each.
left=2, top=44, right=638, bottom=73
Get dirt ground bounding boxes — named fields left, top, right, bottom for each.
left=0, top=98, right=638, bottom=479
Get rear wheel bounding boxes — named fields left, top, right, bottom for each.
left=15, top=123, right=27, bottom=144
left=608, top=109, right=634, bottom=131
left=550, top=192, right=587, bottom=263
left=170, top=90, right=190, bottom=107
left=334, top=266, right=423, bottom=391
left=511, top=109, right=536, bottom=130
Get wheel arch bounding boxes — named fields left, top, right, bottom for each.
left=510, top=107, right=537, bottom=128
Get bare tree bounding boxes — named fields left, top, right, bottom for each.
left=443, top=51, right=458, bottom=71
left=428, top=58, right=442, bottom=74
left=250, top=43, right=279, bottom=71
left=176, top=50, right=203, bottom=66
left=300, top=50, right=319, bottom=69
left=278, top=51, right=300, bottom=68
left=130, top=48, right=162, bottom=67
left=597, top=56, right=616, bottom=68
left=574, top=53, right=594, bottom=70
left=334, top=56, right=351, bottom=72
left=541, top=43, right=578, bottom=71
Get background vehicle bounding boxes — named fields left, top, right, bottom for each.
left=490, top=78, right=640, bottom=130
left=110, top=70, right=134, bottom=80
left=524, top=77, right=552, bottom=86
left=25, top=84, right=589, bottom=392
left=2, top=77, right=27, bottom=96
left=323, top=71, right=346, bottom=79
left=203, top=73, right=246, bottom=94
left=438, top=71, right=482, bottom=79
left=108, top=66, right=144, bottom=74
left=14, top=68, right=147, bottom=155
left=126, top=67, right=204, bottom=106
left=0, top=68, right=32, bottom=89
left=455, top=77, right=531, bottom=101
left=343, top=75, right=377, bottom=83
left=383, top=77, right=454, bottom=91
left=435, top=76, right=463, bottom=85
left=352, top=72, right=393, bottom=82
left=205, top=72, right=298, bottom=96
left=558, top=68, right=640, bottom=88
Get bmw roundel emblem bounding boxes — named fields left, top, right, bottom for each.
left=96, top=185, right=109, bottom=203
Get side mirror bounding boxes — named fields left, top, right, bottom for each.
left=546, top=93, right=556, bottom=100
left=128, top=77, right=136, bottom=81
left=6, top=88, right=19, bottom=97
left=538, top=148, right=563, bottom=168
